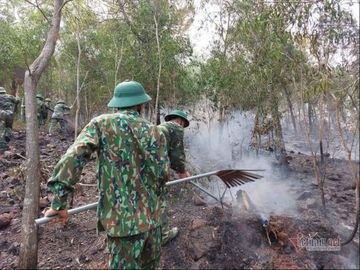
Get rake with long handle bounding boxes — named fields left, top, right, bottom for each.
left=189, top=181, right=231, bottom=208
left=35, top=169, right=263, bottom=225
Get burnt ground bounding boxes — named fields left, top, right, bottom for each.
left=0, top=129, right=359, bottom=269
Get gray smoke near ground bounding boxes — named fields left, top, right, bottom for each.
left=231, top=155, right=298, bottom=216
left=185, top=110, right=298, bottom=217
left=281, top=111, right=359, bottom=161
left=181, top=107, right=358, bottom=269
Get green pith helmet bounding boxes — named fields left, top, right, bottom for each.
left=57, top=99, right=65, bottom=105
left=0, top=87, right=6, bottom=94
left=165, top=110, right=190, bottom=128
left=45, top=98, right=51, bottom=102
left=108, top=80, right=151, bottom=108
left=36, top=94, right=44, bottom=100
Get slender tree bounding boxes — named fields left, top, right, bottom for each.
left=18, top=0, right=71, bottom=268
left=153, top=12, right=162, bottom=124
left=74, top=2, right=81, bottom=139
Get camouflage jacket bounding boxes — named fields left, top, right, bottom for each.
left=157, top=121, right=186, bottom=173
left=41, top=104, right=53, bottom=119
left=51, top=103, right=70, bottom=119
left=36, top=99, right=46, bottom=117
left=0, top=94, right=19, bottom=121
left=47, top=109, right=170, bottom=237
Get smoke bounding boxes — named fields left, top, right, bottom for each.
left=186, top=110, right=254, bottom=170
left=281, top=111, right=359, bottom=161
left=185, top=110, right=298, bottom=217
left=232, top=156, right=298, bottom=216
left=183, top=108, right=359, bottom=269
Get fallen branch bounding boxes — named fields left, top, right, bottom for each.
left=16, top=153, right=26, bottom=160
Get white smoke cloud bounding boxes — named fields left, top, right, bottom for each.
left=185, top=110, right=298, bottom=217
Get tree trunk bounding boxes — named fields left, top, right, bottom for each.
left=153, top=14, right=161, bottom=125
left=282, top=86, right=297, bottom=132
left=156, top=105, right=161, bottom=125
left=319, top=140, right=327, bottom=214
left=308, top=102, right=313, bottom=134
left=74, top=7, right=81, bottom=140
left=270, top=88, right=287, bottom=166
left=332, top=93, right=360, bottom=245
left=19, top=1, right=66, bottom=268
left=19, top=74, right=40, bottom=269
left=114, top=39, right=124, bottom=87
left=251, top=109, right=261, bottom=154
left=84, top=90, right=89, bottom=122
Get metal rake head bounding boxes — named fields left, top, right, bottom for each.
left=215, top=169, right=264, bottom=188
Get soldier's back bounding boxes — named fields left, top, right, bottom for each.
left=89, top=109, right=169, bottom=237
left=158, top=121, right=183, bottom=145
left=51, top=104, right=65, bottom=119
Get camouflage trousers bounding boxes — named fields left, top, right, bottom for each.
left=0, top=120, right=8, bottom=151
left=38, top=115, right=46, bottom=127
left=160, top=199, right=170, bottom=240
left=49, top=118, right=68, bottom=135
left=4, top=116, right=14, bottom=141
left=160, top=197, right=179, bottom=246
left=107, top=226, right=161, bottom=270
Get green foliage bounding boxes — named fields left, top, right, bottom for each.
left=0, top=0, right=357, bottom=125
left=199, top=0, right=358, bottom=114
left=0, top=0, right=197, bottom=118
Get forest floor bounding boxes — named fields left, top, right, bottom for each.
left=0, top=129, right=359, bottom=269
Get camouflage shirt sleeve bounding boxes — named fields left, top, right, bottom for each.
left=10, top=96, right=20, bottom=104
left=158, top=122, right=186, bottom=173
left=0, top=95, right=15, bottom=120
left=0, top=110, right=12, bottom=120
left=47, top=120, right=99, bottom=210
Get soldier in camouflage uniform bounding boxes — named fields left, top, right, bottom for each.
left=44, top=81, right=170, bottom=269
left=45, top=97, right=52, bottom=106
left=48, top=100, right=71, bottom=135
left=158, top=110, right=190, bottom=246
left=36, top=94, right=47, bottom=126
left=42, top=97, right=53, bottom=124
left=0, top=87, right=20, bottom=152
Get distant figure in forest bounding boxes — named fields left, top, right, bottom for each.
left=36, top=94, right=47, bottom=126
left=158, top=110, right=191, bottom=246
left=45, top=97, right=52, bottom=106
left=48, top=99, right=70, bottom=135
left=44, top=81, right=170, bottom=269
left=42, top=97, right=53, bottom=124
left=0, top=87, right=20, bottom=153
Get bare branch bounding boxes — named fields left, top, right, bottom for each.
left=30, top=0, right=63, bottom=80
left=70, top=71, right=89, bottom=109
left=23, top=0, right=50, bottom=23
left=24, top=58, right=32, bottom=77
left=117, top=0, right=146, bottom=43
left=60, top=0, right=74, bottom=10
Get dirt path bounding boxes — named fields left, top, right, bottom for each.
left=0, top=130, right=359, bottom=269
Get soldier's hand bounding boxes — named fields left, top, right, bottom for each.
left=177, top=171, right=191, bottom=179
left=44, top=208, right=69, bottom=224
